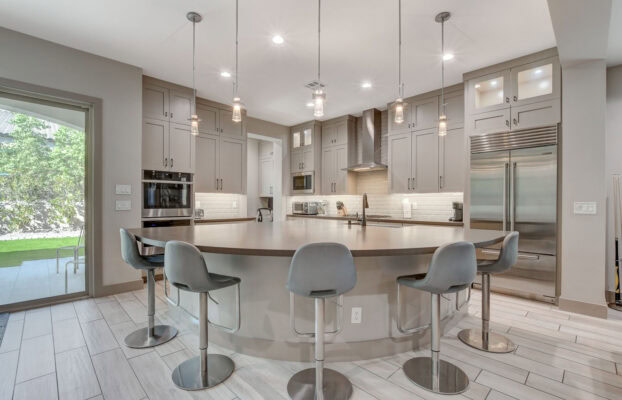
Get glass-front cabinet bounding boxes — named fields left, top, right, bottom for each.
left=510, top=57, right=560, bottom=107
left=467, top=70, right=511, bottom=114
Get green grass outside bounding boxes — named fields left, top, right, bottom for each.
left=0, top=237, right=81, bottom=268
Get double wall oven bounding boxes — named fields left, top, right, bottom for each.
left=142, top=170, right=193, bottom=219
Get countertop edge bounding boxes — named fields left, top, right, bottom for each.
left=286, top=214, right=463, bottom=227
left=194, top=217, right=256, bottom=223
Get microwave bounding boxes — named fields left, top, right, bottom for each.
left=293, top=201, right=319, bottom=215
left=292, top=172, right=314, bottom=194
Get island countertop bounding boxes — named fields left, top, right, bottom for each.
left=130, top=219, right=505, bottom=257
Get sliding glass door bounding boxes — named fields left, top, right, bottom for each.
left=0, top=91, right=88, bottom=308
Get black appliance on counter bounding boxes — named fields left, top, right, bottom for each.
left=450, top=202, right=463, bottom=222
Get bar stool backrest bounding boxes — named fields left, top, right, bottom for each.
left=164, top=240, right=211, bottom=292
left=120, top=228, right=151, bottom=270
left=420, top=241, right=477, bottom=294
left=287, top=242, right=356, bottom=298
left=495, top=232, right=519, bottom=272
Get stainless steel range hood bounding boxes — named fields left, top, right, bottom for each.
left=346, top=108, right=387, bottom=172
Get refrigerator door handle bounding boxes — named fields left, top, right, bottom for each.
left=503, top=162, right=509, bottom=231
left=510, top=161, right=517, bottom=231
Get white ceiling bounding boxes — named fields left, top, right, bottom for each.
left=0, top=0, right=556, bottom=126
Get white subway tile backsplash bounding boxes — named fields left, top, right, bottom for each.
left=194, top=193, right=247, bottom=219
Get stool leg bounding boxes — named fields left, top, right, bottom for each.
left=171, top=291, right=235, bottom=390
left=402, top=293, right=470, bottom=394
left=315, top=298, right=325, bottom=400
left=458, top=272, right=516, bottom=353
left=124, top=269, right=178, bottom=349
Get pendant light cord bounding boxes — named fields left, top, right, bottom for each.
left=398, top=0, right=403, bottom=99
left=192, top=19, right=196, bottom=109
left=317, top=0, right=321, bottom=83
left=235, top=0, right=239, bottom=97
left=441, top=17, right=445, bottom=115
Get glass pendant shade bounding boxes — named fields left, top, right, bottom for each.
left=312, top=89, right=325, bottom=118
left=438, top=114, right=447, bottom=136
left=394, top=99, right=405, bottom=124
left=232, top=97, right=242, bottom=122
left=190, top=114, right=199, bottom=135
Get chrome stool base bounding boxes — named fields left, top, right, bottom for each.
left=124, top=325, right=178, bottom=349
left=287, top=368, right=353, bottom=400
left=171, top=354, right=235, bottom=391
left=458, top=328, right=516, bottom=353
left=403, top=356, right=469, bottom=395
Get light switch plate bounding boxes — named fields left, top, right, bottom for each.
left=116, top=200, right=131, bottom=211
left=573, top=201, right=597, bottom=215
left=115, top=184, right=131, bottom=195
left=232, top=201, right=238, bottom=209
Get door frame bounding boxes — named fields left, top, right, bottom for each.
left=0, top=77, right=101, bottom=313
left=248, top=132, right=283, bottom=221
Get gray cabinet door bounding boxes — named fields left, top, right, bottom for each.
left=510, top=57, right=560, bottom=108
left=219, top=137, right=245, bottom=194
left=510, top=99, right=560, bottom=131
left=195, top=134, right=219, bottom=193
left=467, top=69, right=512, bottom=115
left=466, top=108, right=511, bottom=136
left=169, top=90, right=193, bottom=126
left=321, top=123, right=336, bottom=147
left=302, top=148, right=314, bottom=171
left=142, top=118, right=169, bottom=171
left=413, top=129, right=439, bottom=193
left=196, top=103, right=220, bottom=135
left=443, top=91, right=464, bottom=129
left=388, top=101, right=411, bottom=135
left=291, top=150, right=303, bottom=173
left=143, top=84, right=169, bottom=121
left=321, top=147, right=335, bottom=194
left=335, top=122, right=348, bottom=146
left=388, top=133, right=412, bottom=193
left=334, top=145, right=348, bottom=194
left=168, top=123, right=194, bottom=173
left=440, top=128, right=465, bottom=192
left=411, top=96, right=439, bottom=132
left=259, top=158, right=274, bottom=196
left=219, top=109, right=244, bottom=139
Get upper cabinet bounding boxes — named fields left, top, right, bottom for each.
left=320, top=116, right=355, bottom=194
left=465, top=51, right=561, bottom=136
left=143, top=81, right=193, bottom=126
left=142, top=117, right=194, bottom=173
left=290, top=121, right=320, bottom=175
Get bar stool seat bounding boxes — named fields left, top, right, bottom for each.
left=458, top=232, right=519, bottom=353
left=164, top=240, right=241, bottom=391
left=120, top=229, right=177, bottom=349
left=397, top=241, right=477, bottom=395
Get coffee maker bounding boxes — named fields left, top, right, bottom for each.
left=450, top=201, right=463, bottom=222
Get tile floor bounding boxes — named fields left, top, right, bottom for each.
left=1, top=283, right=622, bottom=399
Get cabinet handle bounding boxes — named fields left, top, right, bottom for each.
left=165, top=111, right=168, bottom=117
left=412, top=178, right=416, bottom=190
left=505, top=120, right=510, bottom=127
left=513, top=118, right=518, bottom=126
left=171, top=112, right=174, bottom=118
left=170, top=158, right=174, bottom=168
left=408, top=178, right=411, bottom=190
left=439, top=175, right=443, bottom=189
left=505, top=97, right=510, bottom=103
left=164, top=157, right=168, bottom=167
left=220, top=179, right=223, bottom=191
left=216, top=178, right=219, bottom=190
left=513, top=96, right=518, bottom=102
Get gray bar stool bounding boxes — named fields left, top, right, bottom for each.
left=458, top=232, right=519, bottom=353
left=119, top=229, right=178, bottom=348
left=164, top=240, right=241, bottom=391
left=397, top=241, right=477, bottom=395
left=286, top=242, right=357, bottom=400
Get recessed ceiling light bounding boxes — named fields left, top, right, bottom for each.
left=220, top=71, right=231, bottom=78
left=442, top=53, right=454, bottom=61
left=272, top=35, right=284, bottom=45
left=306, top=102, right=314, bottom=108
left=361, top=81, right=372, bottom=89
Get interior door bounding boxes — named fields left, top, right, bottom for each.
left=470, top=150, right=510, bottom=232
left=195, top=134, right=219, bottom=193
left=142, top=118, right=169, bottom=171
left=260, top=158, right=274, bottom=196
left=388, top=133, right=412, bottom=193
left=219, top=137, right=245, bottom=193
left=413, top=129, right=439, bottom=193
left=168, top=123, right=194, bottom=173
left=510, top=146, right=557, bottom=255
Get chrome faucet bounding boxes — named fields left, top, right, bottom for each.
left=361, top=193, right=369, bottom=226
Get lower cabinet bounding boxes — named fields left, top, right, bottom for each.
left=195, top=134, right=245, bottom=194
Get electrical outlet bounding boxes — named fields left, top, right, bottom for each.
left=115, top=200, right=131, bottom=211
left=115, top=184, right=131, bottom=195
left=573, top=201, right=596, bottom=215
left=351, top=307, right=362, bottom=324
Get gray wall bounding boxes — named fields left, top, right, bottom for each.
left=0, top=27, right=143, bottom=288
left=246, top=138, right=261, bottom=217
left=560, top=60, right=607, bottom=310
left=246, top=116, right=290, bottom=195
left=606, top=65, right=622, bottom=293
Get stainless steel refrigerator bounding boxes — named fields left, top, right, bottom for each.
left=470, top=126, right=558, bottom=301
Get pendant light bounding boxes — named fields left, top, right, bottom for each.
left=394, top=0, right=405, bottom=124
left=436, top=11, right=450, bottom=136
left=187, top=11, right=202, bottom=135
left=232, top=0, right=242, bottom=122
left=311, top=0, right=325, bottom=118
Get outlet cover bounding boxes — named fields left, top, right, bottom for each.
left=573, top=201, right=597, bottom=215
left=351, top=307, right=362, bottom=324
left=115, top=184, right=131, bottom=195
left=232, top=200, right=238, bottom=209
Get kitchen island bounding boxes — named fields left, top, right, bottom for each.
left=129, top=219, right=505, bottom=361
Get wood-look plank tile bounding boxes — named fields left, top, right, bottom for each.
left=486, top=390, right=520, bottom=400
left=354, top=358, right=400, bottom=379
left=97, top=300, right=131, bottom=326
left=119, top=299, right=148, bottom=324
left=129, top=351, right=193, bottom=400
left=16, top=334, right=55, bottom=383
left=91, top=348, right=146, bottom=400
left=22, top=306, right=52, bottom=339
left=463, top=382, right=491, bottom=400
left=93, top=295, right=116, bottom=304
left=0, top=350, right=19, bottom=400
left=475, top=370, right=559, bottom=400
left=73, top=299, right=103, bottom=324
left=527, top=372, right=607, bottom=400
left=53, top=318, right=86, bottom=354
left=223, top=361, right=290, bottom=400
left=564, top=370, right=622, bottom=400
left=108, top=320, right=154, bottom=359
left=9, top=311, right=25, bottom=321
left=82, top=319, right=119, bottom=355
left=12, top=373, right=58, bottom=400
left=0, top=318, right=23, bottom=354
left=153, top=336, right=185, bottom=357
left=56, top=346, right=101, bottom=400
left=51, top=302, right=77, bottom=322
left=388, top=367, right=468, bottom=399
